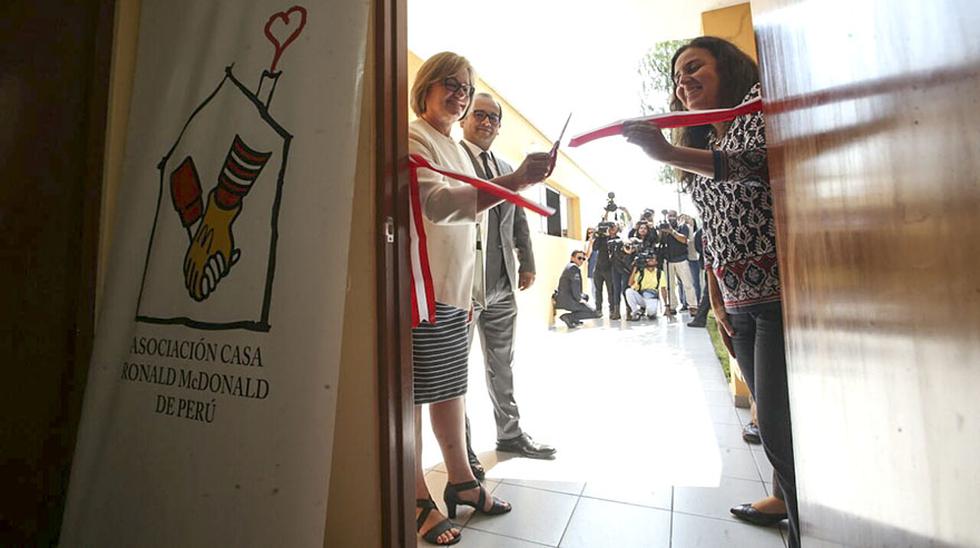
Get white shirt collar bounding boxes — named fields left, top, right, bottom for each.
left=460, top=139, right=496, bottom=177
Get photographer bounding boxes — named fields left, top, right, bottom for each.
left=629, top=209, right=655, bottom=238
left=555, top=250, right=601, bottom=328
left=657, top=209, right=697, bottom=315
left=625, top=252, right=661, bottom=320
left=589, top=221, right=619, bottom=319
left=609, top=236, right=638, bottom=320
left=633, top=220, right=659, bottom=252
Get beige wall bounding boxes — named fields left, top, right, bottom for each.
left=98, top=0, right=141, bottom=318
left=322, top=7, right=382, bottom=546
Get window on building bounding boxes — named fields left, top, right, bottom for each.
left=531, top=184, right=576, bottom=238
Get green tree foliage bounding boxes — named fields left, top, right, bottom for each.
left=637, top=38, right=690, bottom=187
left=638, top=39, right=688, bottom=115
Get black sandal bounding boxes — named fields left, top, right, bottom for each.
left=443, top=480, right=511, bottom=519
left=416, top=498, right=460, bottom=545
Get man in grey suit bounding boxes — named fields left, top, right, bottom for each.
left=459, top=93, right=556, bottom=478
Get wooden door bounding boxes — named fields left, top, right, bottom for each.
left=0, top=1, right=113, bottom=543
left=753, top=0, right=980, bottom=545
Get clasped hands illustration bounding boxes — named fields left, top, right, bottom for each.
left=169, top=152, right=252, bottom=302
left=183, top=189, right=242, bottom=301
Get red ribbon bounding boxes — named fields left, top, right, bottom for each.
left=406, top=154, right=556, bottom=328
left=408, top=154, right=556, bottom=217
left=568, top=97, right=763, bottom=148
left=408, top=160, right=436, bottom=327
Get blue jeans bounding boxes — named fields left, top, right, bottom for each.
left=728, top=304, right=798, bottom=548
left=611, top=270, right=629, bottom=313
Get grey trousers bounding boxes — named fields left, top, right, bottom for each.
left=468, top=291, right=522, bottom=441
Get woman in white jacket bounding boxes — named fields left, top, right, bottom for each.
left=408, top=51, right=550, bottom=545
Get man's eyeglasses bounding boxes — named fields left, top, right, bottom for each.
left=574, top=255, right=587, bottom=261
left=441, top=77, right=474, bottom=100
left=471, top=110, right=501, bottom=126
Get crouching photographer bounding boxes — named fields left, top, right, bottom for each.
left=625, top=251, right=661, bottom=320
left=657, top=209, right=697, bottom=315
left=554, top=250, right=601, bottom=328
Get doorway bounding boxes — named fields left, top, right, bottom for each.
left=376, top=1, right=777, bottom=546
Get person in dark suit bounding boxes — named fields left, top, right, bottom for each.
left=459, top=93, right=556, bottom=477
left=555, top=250, right=602, bottom=327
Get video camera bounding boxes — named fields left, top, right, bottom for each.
left=656, top=209, right=677, bottom=231
left=595, top=221, right=616, bottom=238
left=634, top=246, right=657, bottom=268
left=604, top=192, right=619, bottom=213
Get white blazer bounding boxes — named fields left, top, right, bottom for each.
left=408, top=118, right=486, bottom=312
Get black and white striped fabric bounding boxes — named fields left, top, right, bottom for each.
left=412, top=302, right=469, bottom=404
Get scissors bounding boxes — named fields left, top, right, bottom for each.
left=546, top=112, right=572, bottom=177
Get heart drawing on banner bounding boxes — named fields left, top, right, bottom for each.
left=264, top=5, right=308, bottom=72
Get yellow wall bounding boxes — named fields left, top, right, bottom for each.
left=407, top=51, right=607, bottom=241
left=701, top=3, right=758, bottom=61
left=516, top=233, right=587, bottom=326
left=408, top=51, right=605, bottom=328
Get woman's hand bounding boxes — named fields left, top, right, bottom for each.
left=713, top=305, right=737, bottom=358
left=712, top=305, right=734, bottom=337
left=623, top=121, right=676, bottom=162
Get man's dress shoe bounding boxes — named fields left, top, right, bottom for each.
left=467, top=451, right=486, bottom=481
left=559, top=313, right=580, bottom=329
left=496, top=434, right=556, bottom=459
left=730, top=503, right=787, bottom=526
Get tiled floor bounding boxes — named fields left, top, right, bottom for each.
left=420, top=311, right=788, bottom=547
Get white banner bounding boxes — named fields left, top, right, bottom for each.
left=61, top=1, right=368, bottom=545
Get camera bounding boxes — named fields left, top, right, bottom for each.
left=633, top=248, right=656, bottom=269
left=604, top=192, right=619, bottom=213
left=595, top=220, right=616, bottom=237
left=656, top=210, right=677, bottom=231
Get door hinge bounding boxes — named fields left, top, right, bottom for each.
left=383, top=216, right=395, bottom=244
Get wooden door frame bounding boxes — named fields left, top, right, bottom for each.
left=374, top=0, right=414, bottom=545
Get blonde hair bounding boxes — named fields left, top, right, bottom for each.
left=410, top=51, right=475, bottom=117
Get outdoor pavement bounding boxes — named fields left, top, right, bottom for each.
left=420, top=310, right=789, bottom=547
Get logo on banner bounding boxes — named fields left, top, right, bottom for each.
left=135, top=6, right=308, bottom=332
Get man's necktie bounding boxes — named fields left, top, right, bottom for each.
left=480, top=151, right=494, bottom=179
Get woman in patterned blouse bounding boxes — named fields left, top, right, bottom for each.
left=623, top=37, right=800, bottom=548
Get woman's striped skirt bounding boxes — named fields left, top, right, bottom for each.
left=412, top=302, right=469, bottom=404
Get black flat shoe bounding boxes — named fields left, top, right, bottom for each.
left=730, top=503, right=787, bottom=526
left=742, top=423, right=762, bottom=444
left=443, top=480, right=511, bottom=519
left=417, top=498, right=460, bottom=545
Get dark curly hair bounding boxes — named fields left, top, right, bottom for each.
left=668, top=37, right=759, bottom=188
